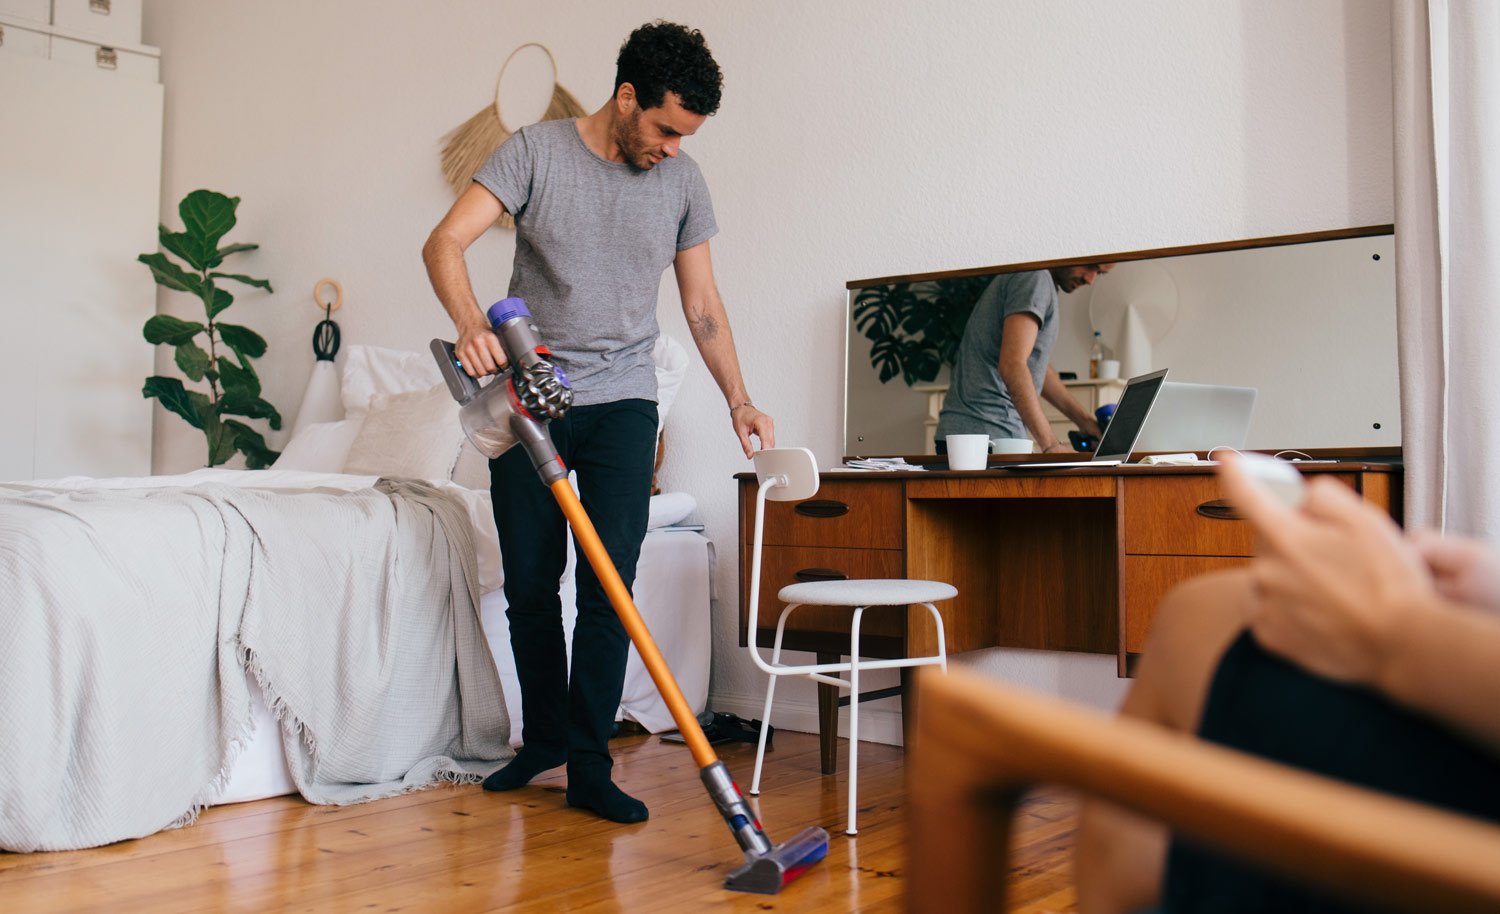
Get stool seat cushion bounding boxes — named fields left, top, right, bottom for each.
left=777, top=578, right=957, bottom=607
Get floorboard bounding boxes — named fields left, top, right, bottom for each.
left=2, top=731, right=1079, bottom=913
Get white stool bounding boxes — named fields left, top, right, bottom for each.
left=744, top=448, right=952, bottom=836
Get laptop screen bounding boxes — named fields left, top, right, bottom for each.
left=1134, top=381, right=1257, bottom=451
left=1094, top=368, right=1170, bottom=461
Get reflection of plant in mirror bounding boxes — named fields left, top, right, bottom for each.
left=852, top=276, right=991, bottom=385
left=138, top=190, right=281, bottom=468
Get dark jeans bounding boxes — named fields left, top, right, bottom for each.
left=1163, top=631, right=1500, bottom=914
left=489, top=398, right=658, bottom=775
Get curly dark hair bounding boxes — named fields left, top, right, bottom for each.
left=615, top=21, right=723, bottom=116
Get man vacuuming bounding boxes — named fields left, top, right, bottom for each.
left=423, top=21, right=774, bottom=824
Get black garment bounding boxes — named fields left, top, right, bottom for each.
left=1163, top=631, right=1500, bottom=914
left=489, top=398, right=658, bottom=775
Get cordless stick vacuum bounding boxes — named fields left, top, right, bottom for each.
left=432, top=298, right=829, bottom=895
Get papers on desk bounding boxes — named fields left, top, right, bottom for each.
left=832, top=457, right=928, bottom=472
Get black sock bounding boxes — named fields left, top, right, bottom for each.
left=482, top=745, right=565, bottom=792
left=566, top=771, right=649, bottom=823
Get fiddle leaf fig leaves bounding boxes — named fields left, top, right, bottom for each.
left=143, top=314, right=206, bottom=346
left=217, top=323, right=267, bottom=359
left=138, top=189, right=279, bottom=468
left=174, top=341, right=212, bottom=381
left=210, top=242, right=258, bottom=269
left=179, top=190, right=238, bottom=259
left=217, top=355, right=260, bottom=398
left=223, top=420, right=279, bottom=469
left=142, top=376, right=205, bottom=430
left=204, top=417, right=239, bottom=467
left=210, top=272, right=272, bottom=293
left=855, top=278, right=987, bottom=386
left=206, top=286, right=234, bottom=319
left=219, top=390, right=282, bottom=431
left=158, top=227, right=211, bottom=272
left=138, top=253, right=203, bottom=297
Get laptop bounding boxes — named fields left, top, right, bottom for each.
left=1134, top=381, right=1257, bottom=452
left=1000, top=368, right=1170, bottom=469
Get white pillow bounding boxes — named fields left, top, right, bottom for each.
left=340, top=344, right=444, bottom=418
left=652, top=335, right=689, bottom=429
left=647, top=491, right=696, bottom=529
left=272, top=418, right=363, bottom=473
left=342, top=383, right=465, bottom=480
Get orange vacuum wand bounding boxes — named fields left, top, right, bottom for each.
left=547, top=476, right=829, bottom=894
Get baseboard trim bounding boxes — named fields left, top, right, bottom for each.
left=707, top=690, right=905, bottom=747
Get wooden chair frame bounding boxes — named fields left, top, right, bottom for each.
left=906, top=665, right=1500, bottom=914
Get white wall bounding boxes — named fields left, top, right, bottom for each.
left=141, top=0, right=1394, bottom=740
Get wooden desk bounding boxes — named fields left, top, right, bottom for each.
left=737, top=458, right=1402, bottom=764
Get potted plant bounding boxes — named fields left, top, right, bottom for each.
left=138, top=190, right=280, bottom=468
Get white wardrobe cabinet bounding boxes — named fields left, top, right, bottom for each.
left=51, top=0, right=144, bottom=49
left=0, top=6, right=161, bottom=479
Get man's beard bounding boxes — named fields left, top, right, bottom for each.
left=614, top=110, right=653, bottom=172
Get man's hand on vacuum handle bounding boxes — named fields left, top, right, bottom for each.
left=455, top=322, right=509, bottom=379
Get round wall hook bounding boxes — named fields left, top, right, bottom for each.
left=313, top=277, right=343, bottom=313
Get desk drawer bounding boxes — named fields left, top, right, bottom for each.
left=757, top=480, right=903, bottom=549
left=744, top=545, right=908, bottom=644
left=1122, top=555, right=1250, bottom=653
left=1123, top=474, right=1360, bottom=556
left=1123, top=476, right=1256, bottom=556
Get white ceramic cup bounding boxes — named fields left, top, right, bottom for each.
left=991, top=437, right=1034, bottom=455
left=945, top=434, right=990, bottom=470
left=1098, top=359, right=1121, bottom=380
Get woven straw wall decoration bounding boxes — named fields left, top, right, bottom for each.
left=439, top=43, right=586, bottom=229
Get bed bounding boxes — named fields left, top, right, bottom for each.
left=0, top=341, right=712, bottom=852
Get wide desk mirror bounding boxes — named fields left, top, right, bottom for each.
left=843, top=226, right=1398, bottom=458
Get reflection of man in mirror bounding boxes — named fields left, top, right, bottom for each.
left=936, top=264, right=1114, bottom=454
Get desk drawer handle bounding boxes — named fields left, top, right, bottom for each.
left=794, top=567, right=849, bottom=583
left=795, top=500, right=850, bottom=519
left=1196, top=499, right=1243, bottom=521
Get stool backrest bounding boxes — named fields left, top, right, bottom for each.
left=746, top=448, right=820, bottom=655
left=752, top=447, right=820, bottom=502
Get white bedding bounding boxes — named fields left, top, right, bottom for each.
left=30, top=468, right=504, bottom=593
left=1, top=475, right=510, bottom=850
left=211, top=527, right=713, bottom=807
left=23, top=469, right=713, bottom=808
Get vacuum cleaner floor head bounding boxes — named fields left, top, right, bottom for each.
left=724, top=825, right=831, bottom=894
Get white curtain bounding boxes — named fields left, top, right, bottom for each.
left=1393, top=0, right=1500, bottom=536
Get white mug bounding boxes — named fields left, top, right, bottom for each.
left=946, top=434, right=990, bottom=470
left=1098, top=359, right=1121, bottom=380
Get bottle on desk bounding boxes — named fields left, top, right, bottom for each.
left=1089, top=331, right=1105, bottom=379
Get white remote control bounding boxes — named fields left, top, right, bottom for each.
left=1234, top=452, right=1306, bottom=509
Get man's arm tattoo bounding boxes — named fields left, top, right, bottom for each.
left=689, top=310, right=721, bottom=342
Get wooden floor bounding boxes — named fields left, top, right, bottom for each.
left=0, top=730, right=1078, bottom=913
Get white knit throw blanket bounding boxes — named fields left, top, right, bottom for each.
left=0, top=478, right=511, bottom=852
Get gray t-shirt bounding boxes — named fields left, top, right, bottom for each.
left=935, top=270, right=1058, bottom=439
left=473, top=118, right=718, bottom=406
